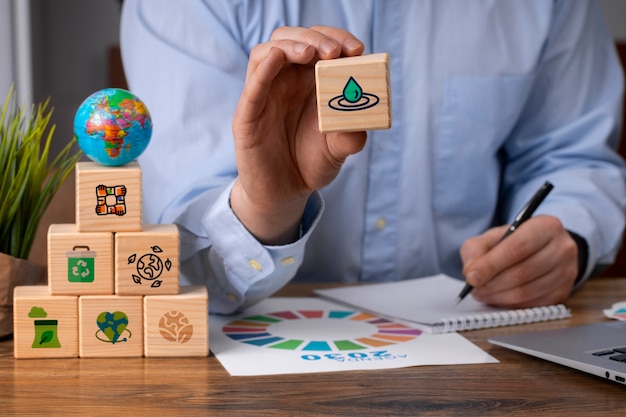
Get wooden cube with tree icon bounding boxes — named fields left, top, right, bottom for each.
left=78, top=294, right=143, bottom=358
left=315, top=53, right=391, bottom=133
left=47, top=224, right=114, bottom=295
left=143, top=285, right=208, bottom=357
left=75, top=161, right=142, bottom=232
left=13, top=286, right=78, bottom=358
left=114, top=224, right=180, bottom=296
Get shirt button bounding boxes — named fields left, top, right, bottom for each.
left=280, top=256, right=295, bottom=266
left=248, top=259, right=262, bottom=271
left=375, top=217, right=387, bottom=230
left=227, top=292, right=238, bottom=302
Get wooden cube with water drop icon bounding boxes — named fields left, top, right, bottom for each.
left=13, top=286, right=78, bottom=358
left=143, top=285, right=209, bottom=357
left=315, top=53, right=391, bottom=133
left=75, top=161, right=142, bottom=232
left=47, top=224, right=114, bottom=295
left=114, top=224, right=180, bottom=296
left=78, top=294, right=143, bottom=357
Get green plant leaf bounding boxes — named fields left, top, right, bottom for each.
left=0, top=87, right=81, bottom=259
left=39, top=330, right=53, bottom=345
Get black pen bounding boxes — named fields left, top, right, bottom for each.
left=455, top=181, right=554, bottom=304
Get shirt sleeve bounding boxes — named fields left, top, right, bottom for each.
left=500, top=0, right=626, bottom=283
left=120, top=0, right=319, bottom=313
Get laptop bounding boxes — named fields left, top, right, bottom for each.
left=489, top=321, right=626, bottom=385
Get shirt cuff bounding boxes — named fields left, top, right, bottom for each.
left=205, top=181, right=324, bottom=312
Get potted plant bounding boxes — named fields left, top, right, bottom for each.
left=0, top=88, right=80, bottom=338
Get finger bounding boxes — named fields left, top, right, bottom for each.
left=464, top=219, right=552, bottom=287
left=460, top=225, right=509, bottom=269
left=236, top=43, right=314, bottom=127
left=473, top=265, right=570, bottom=308
left=309, top=25, right=364, bottom=57
left=271, top=26, right=363, bottom=59
left=472, top=239, right=556, bottom=297
left=234, top=47, right=285, bottom=128
left=246, top=39, right=316, bottom=78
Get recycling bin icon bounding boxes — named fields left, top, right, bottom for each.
left=66, top=246, right=96, bottom=282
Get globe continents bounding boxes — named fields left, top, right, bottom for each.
left=74, top=88, right=152, bottom=166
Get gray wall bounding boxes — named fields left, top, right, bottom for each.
left=0, top=0, right=13, bottom=103
left=600, top=0, right=626, bottom=41
left=30, top=0, right=122, bottom=156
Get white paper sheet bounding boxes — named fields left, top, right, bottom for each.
left=209, top=297, right=498, bottom=376
left=315, top=274, right=504, bottom=324
left=314, top=274, right=570, bottom=333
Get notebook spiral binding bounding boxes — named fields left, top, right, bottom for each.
left=440, top=304, right=571, bottom=333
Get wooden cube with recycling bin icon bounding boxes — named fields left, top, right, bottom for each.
left=47, top=224, right=114, bottom=295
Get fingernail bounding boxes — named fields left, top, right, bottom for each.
left=344, top=39, right=362, bottom=52
left=294, top=43, right=309, bottom=54
left=466, top=270, right=480, bottom=286
left=320, top=40, right=338, bottom=55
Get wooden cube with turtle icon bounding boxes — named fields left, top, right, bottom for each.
left=114, top=224, right=180, bottom=296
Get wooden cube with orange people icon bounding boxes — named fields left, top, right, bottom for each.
left=76, top=161, right=142, bottom=232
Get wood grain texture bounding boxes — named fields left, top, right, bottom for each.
left=47, top=224, right=114, bottom=295
left=76, top=161, right=142, bottom=232
left=115, top=224, right=180, bottom=295
left=316, top=53, right=391, bottom=133
left=143, top=285, right=208, bottom=357
left=78, top=295, right=143, bottom=358
left=3, top=278, right=626, bottom=416
left=13, top=285, right=78, bottom=358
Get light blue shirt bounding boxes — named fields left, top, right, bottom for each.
left=121, top=0, right=626, bottom=314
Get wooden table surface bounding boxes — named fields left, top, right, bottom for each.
left=1, top=278, right=625, bottom=416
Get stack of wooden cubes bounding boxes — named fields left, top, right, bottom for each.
left=13, top=161, right=208, bottom=358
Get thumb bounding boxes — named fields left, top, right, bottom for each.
left=326, top=131, right=367, bottom=165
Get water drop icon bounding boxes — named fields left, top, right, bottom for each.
left=342, top=77, right=363, bottom=103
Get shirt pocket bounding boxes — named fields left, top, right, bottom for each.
left=433, top=74, right=534, bottom=219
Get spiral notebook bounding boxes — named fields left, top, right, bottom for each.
left=314, top=274, right=571, bottom=334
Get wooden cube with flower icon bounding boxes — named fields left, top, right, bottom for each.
left=114, top=224, right=179, bottom=295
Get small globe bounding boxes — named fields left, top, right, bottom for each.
left=74, top=88, right=152, bottom=166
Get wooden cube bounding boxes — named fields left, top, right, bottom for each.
left=47, top=224, right=114, bottom=295
left=143, top=285, right=208, bottom=357
left=79, top=295, right=143, bottom=357
left=115, top=224, right=179, bottom=295
left=76, top=161, right=142, bottom=232
left=315, top=53, right=391, bottom=133
left=13, top=286, right=78, bottom=358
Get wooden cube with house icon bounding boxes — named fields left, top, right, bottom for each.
left=75, top=161, right=142, bottom=232
left=143, top=285, right=209, bottom=357
left=114, top=224, right=180, bottom=296
left=47, top=224, right=114, bottom=295
left=13, top=285, right=78, bottom=358
left=315, top=53, right=391, bottom=133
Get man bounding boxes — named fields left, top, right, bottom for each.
left=121, top=0, right=626, bottom=314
